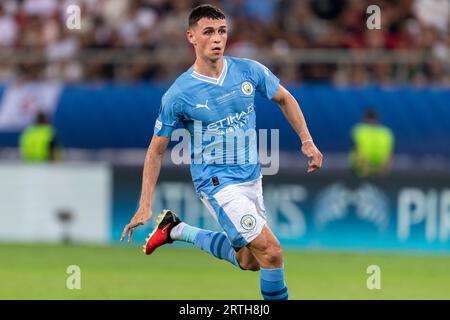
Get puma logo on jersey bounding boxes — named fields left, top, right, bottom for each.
left=195, top=100, right=210, bottom=110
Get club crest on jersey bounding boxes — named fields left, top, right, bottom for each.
left=240, top=214, right=256, bottom=230
left=241, top=81, right=254, bottom=96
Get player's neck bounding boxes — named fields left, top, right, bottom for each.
left=193, top=57, right=224, bottom=79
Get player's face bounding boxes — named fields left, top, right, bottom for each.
left=187, top=18, right=227, bottom=61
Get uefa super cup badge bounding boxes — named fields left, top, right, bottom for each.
left=241, top=81, right=254, bottom=96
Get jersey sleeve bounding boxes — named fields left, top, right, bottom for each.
left=250, top=60, right=280, bottom=100
left=154, top=90, right=183, bottom=137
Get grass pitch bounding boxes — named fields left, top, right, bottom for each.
left=0, top=243, right=449, bottom=300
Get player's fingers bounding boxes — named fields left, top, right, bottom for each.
left=120, top=224, right=130, bottom=241
left=313, top=152, right=323, bottom=167
left=313, top=158, right=322, bottom=169
left=307, top=158, right=320, bottom=172
left=128, top=228, right=134, bottom=243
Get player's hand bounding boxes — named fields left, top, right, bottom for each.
left=120, top=208, right=152, bottom=243
left=301, top=140, right=323, bottom=173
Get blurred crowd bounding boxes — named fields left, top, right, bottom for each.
left=0, top=0, right=449, bottom=85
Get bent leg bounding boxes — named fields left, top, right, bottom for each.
left=170, top=223, right=241, bottom=268
left=172, top=221, right=259, bottom=271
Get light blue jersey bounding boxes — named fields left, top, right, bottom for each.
left=154, top=56, right=280, bottom=197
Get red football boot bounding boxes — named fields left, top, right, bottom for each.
left=143, top=209, right=181, bottom=255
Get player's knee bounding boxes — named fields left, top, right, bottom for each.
left=250, top=231, right=283, bottom=267
left=266, top=244, right=283, bottom=266
left=260, top=240, right=283, bottom=266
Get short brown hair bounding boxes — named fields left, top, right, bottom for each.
left=188, top=4, right=226, bottom=28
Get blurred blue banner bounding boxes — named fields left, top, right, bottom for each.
left=0, top=84, right=449, bottom=157
left=113, top=167, right=450, bottom=252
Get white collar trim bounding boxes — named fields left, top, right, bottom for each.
left=190, top=58, right=228, bottom=86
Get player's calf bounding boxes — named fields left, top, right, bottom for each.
left=248, top=226, right=288, bottom=300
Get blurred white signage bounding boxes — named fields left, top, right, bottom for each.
left=0, top=163, right=111, bottom=243
left=0, top=81, right=62, bottom=130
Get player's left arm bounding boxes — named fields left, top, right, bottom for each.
left=272, top=85, right=323, bottom=172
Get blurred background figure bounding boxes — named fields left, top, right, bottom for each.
left=19, top=110, right=61, bottom=162
left=349, top=108, right=394, bottom=177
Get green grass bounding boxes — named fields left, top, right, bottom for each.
left=0, top=243, right=449, bottom=299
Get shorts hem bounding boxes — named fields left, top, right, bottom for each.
left=242, top=220, right=267, bottom=246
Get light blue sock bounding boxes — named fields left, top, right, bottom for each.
left=260, top=267, right=289, bottom=300
left=191, top=229, right=240, bottom=268
left=180, top=224, right=201, bottom=243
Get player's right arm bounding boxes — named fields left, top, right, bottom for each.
left=120, top=88, right=182, bottom=242
left=120, top=135, right=169, bottom=242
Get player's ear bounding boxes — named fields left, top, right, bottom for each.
left=186, top=29, right=196, bottom=46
